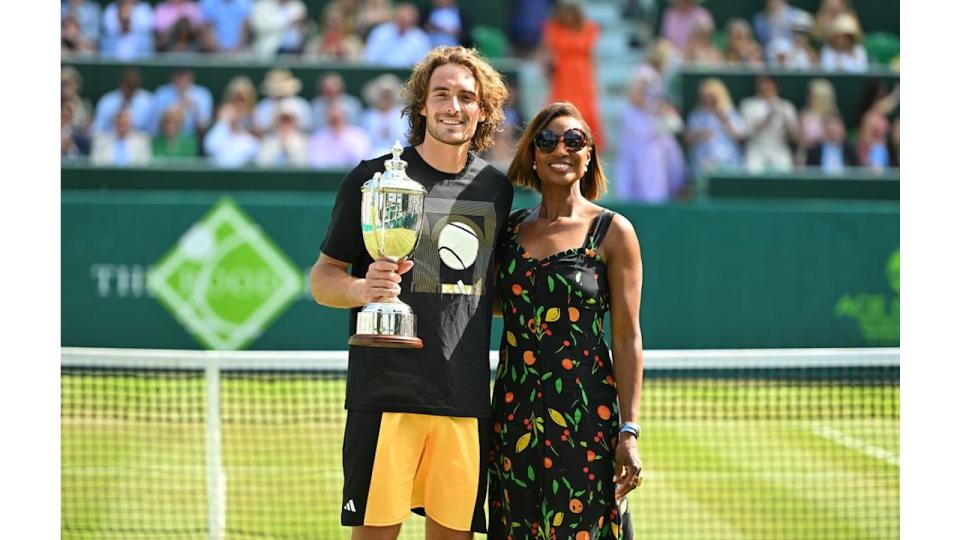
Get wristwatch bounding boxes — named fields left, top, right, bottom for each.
left=618, top=422, right=641, bottom=438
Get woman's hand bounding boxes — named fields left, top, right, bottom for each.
left=613, top=434, right=643, bottom=501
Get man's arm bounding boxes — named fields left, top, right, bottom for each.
left=310, top=253, right=412, bottom=308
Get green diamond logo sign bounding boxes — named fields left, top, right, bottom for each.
left=147, top=198, right=303, bottom=350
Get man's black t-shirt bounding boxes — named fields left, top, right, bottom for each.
left=321, top=147, right=514, bottom=418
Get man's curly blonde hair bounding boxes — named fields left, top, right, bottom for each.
left=401, top=46, right=508, bottom=152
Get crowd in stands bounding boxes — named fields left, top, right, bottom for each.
left=614, top=0, right=899, bottom=202
left=62, top=0, right=476, bottom=62
left=62, top=0, right=900, bottom=203
left=61, top=64, right=431, bottom=168
left=656, top=0, right=886, bottom=73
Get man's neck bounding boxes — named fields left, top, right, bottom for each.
left=416, top=137, right=472, bottom=174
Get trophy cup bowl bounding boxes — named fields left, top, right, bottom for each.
left=348, top=141, right=428, bottom=349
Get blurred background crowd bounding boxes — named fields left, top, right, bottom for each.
left=61, top=0, right=900, bottom=203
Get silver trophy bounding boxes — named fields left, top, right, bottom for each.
left=349, top=141, right=428, bottom=349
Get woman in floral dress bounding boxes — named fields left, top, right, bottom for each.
left=489, top=102, right=645, bottom=540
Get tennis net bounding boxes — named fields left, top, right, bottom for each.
left=61, top=347, right=899, bottom=539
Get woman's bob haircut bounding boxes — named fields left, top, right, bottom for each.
left=507, top=101, right=607, bottom=200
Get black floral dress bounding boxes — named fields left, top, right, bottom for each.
left=489, top=208, right=624, bottom=540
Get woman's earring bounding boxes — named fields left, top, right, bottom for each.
left=533, top=163, right=537, bottom=170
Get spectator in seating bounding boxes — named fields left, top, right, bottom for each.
left=541, top=1, right=605, bottom=151
left=363, top=2, right=431, bottom=67
left=752, top=0, right=802, bottom=46
left=307, top=102, right=372, bottom=168
left=685, top=78, right=747, bottom=176
left=660, top=0, right=713, bottom=52
left=797, top=78, right=837, bottom=162
left=329, top=0, right=361, bottom=36
left=101, top=0, right=155, bottom=60
left=200, top=0, right=253, bottom=53
left=160, top=15, right=205, bottom=52
left=643, top=38, right=684, bottom=102
left=102, top=0, right=154, bottom=36
left=766, top=10, right=816, bottom=69
left=62, top=102, right=91, bottom=159
left=481, top=122, right=519, bottom=173
left=423, top=0, right=473, bottom=49
left=91, top=108, right=153, bottom=166
left=152, top=106, right=199, bottom=160
left=147, top=68, right=213, bottom=137
left=61, top=67, right=94, bottom=135
left=62, top=0, right=102, bottom=44
left=361, top=73, right=407, bottom=156
left=723, top=18, right=764, bottom=67
left=820, top=13, right=868, bottom=72
left=857, top=111, right=890, bottom=173
left=805, top=113, right=857, bottom=174
left=302, top=3, right=364, bottom=60
left=92, top=68, right=153, bottom=135
left=311, top=73, right=364, bottom=130
left=204, top=102, right=260, bottom=167
left=616, top=69, right=687, bottom=203
left=813, top=0, right=860, bottom=43
left=507, top=0, right=551, bottom=57
left=740, top=75, right=798, bottom=172
left=250, top=0, right=309, bottom=58
left=254, top=68, right=313, bottom=134
left=683, top=18, right=724, bottom=67
left=887, top=116, right=899, bottom=168
left=356, top=0, right=394, bottom=40
left=256, top=99, right=310, bottom=166
left=222, top=75, right=258, bottom=131
left=854, top=79, right=899, bottom=132
left=481, top=83, right=523, bottom=170
left=62, top=16, right=97, bottom=55
left=502, top=83, right=525, bottom=133
left=154, top=0, right=203, bottom=48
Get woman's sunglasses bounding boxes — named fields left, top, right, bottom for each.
left=533, top=128, right=589, bottom=153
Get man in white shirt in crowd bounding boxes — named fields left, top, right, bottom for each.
left=740, top=75, right=799, bottom=172
left=92, top=68, right=154, bottom=135
left=363, top=3, right=431, bottom=67
left=146, top=68, right=214, bottom=136
left=91, top=108, right=153, bottom=166
left=203, top=101, right=260, bottom=167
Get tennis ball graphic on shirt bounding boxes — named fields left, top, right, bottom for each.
left=437, top=220, right=479, bottom=270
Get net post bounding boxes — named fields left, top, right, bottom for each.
left=205, top=356, right=226, bottom=540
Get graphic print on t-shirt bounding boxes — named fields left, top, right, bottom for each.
left=410, top=198, right=496, bottom=297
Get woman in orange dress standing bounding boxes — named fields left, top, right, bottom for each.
left=541, top=2, right=604, bottom=152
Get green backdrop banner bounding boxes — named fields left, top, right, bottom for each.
left=61, top=191, right=899, bottom=350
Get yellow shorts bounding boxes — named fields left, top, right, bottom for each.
left=341, top=411, right=488, bottom=533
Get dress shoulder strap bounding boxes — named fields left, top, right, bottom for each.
left=583, top=209, right=616, bottom=249
left=507, top=208, right=532, bottom=232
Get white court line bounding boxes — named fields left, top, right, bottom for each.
left=812, top=424, right=900, bottom=467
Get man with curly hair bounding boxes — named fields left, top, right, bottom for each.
left=310, top=46, right=513, bottom=539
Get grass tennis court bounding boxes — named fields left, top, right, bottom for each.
left=61, top=367, right=899, bottom=539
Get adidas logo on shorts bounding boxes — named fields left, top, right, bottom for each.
left=343, top=499, right=357, bottom=512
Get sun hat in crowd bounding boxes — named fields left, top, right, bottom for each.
left=261, top=69, right=303, bottom=98
left=362, top=73, right=403, bottom=107
left=830, top=13, right=863, bottom=40
left=790, top=10, right=814, bottom=34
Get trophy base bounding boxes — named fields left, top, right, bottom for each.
left=348, top=334, right=424, bottom=349
left=349, top=300, right=422, bottom=349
